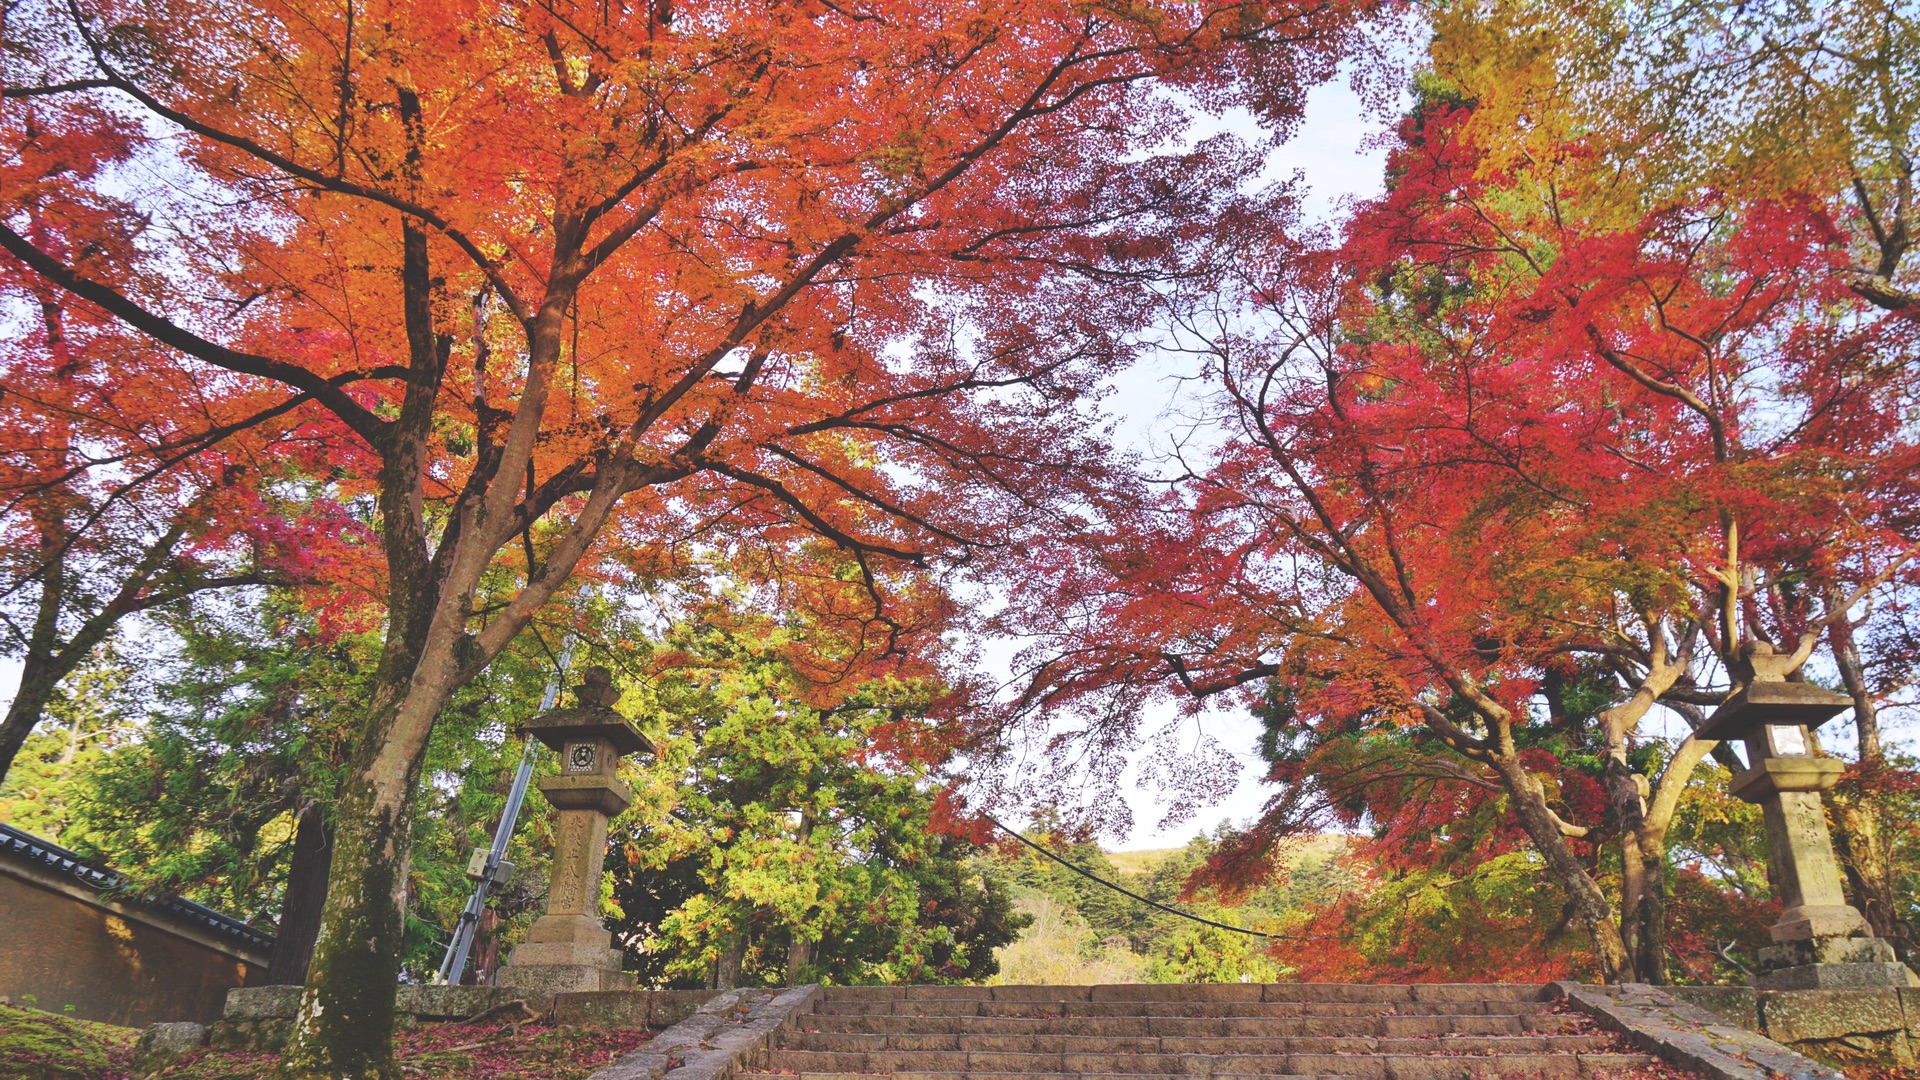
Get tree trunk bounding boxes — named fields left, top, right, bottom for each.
left=714, top=936, right=748, bottom=989
left=1618, top=830, right=1646, bottom=979
left=267, top=801, right=335, bottom=985
left=1631, top=830, right=1669, bottom=984
left=785, top=931, right=811, bottom=988
left=0, top=658, right=62, bottom=782
left=1828, top=616, right=1909, bottom=957
left=471, top=907, right=503, bottom=987
left=280, top=686, right=427, bottom=1080
left=1489, top=754, right=1634, bottom=983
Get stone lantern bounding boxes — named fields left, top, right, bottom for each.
left=1698, top=643, right=1915, bottom=990
left=496, top=666, right=653, bottom=993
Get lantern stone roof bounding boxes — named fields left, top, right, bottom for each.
left=1697, top=681, right=1853, bottom=740
left=517, top=666, right=653, bottom=757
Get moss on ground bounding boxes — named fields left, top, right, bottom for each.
left=0, top=1002, right=137, bottom=1080
left=0, top=1005, right=647, bottom=1080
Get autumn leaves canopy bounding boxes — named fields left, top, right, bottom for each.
left=2, top=0, right=1917, bottom=1074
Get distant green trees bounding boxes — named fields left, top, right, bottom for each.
left=988, top=828, right=1354, bottom=984
left=607, top=611, right=1025, bottom=987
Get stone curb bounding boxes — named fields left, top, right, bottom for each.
left=1550, top=981, right=1845, bottom=1080
left=587, top=984, right=822, bottom=1080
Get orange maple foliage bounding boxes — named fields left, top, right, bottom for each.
left=0, top=0, right=1372, bottom=1072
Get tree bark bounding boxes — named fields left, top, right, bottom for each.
left=0, top=658, right=63, bottom=782
left=279, top=672, right=430, bottom=1080
left=715, top=936, right=748, bottom=989
left=1828, top=616, right=1908, bottom=956
left=267, top=801, right=335, bottom=985
left=1487, top=754, right=1633, bottom=983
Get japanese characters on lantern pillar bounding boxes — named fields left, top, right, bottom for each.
left=1699, top=643, right=1916, bottom=990
left=496, top=666, right=653, bottom=993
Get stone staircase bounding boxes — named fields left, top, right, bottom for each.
left=742, top=984, right=1672, bottom=1080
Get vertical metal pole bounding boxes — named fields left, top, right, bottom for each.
left=436, top=639, right=573, bottom=985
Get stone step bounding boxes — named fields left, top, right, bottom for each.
left=794, top=1013, right=1581, bottom=1038
left=746, top=1074, right=1332, bottom=1080
left=810, top=1000, right=1558, bottom=1020
left=741, top=1053, right=1655, bottom=1079
left=817, top=985, right=1548, bottom=1005
left=756, top=1048, right=1651, bottom=1077
left=777, top=1032, right=1621, bottom=1056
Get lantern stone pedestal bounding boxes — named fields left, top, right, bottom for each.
left=497, top=667, right=653, bottom=994
left=1700, top=645, right=1916, bottom=991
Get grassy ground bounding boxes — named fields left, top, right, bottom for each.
left=0, top=1003, right=136, bottom=1079
left=0, top=1004, right=652, bottom=1080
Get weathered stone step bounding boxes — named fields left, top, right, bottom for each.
left=745, top=1073, right=1332, bottom=1080
left=757, top=1048, right=1654, bottom=1077
left=794, top=1013, right=1581, bottom=1038
left=817, top=985, right=1548, bottom=1005
left=777, top=1031, right=1620, bottom=1056
left=811, top=1000, right=1559, bottom=1019
left=742, top=1053, right=1655, bottom=1079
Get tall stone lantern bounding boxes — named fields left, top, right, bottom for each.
left=1698, top=643, right=1915, bottom=990
left=497, top=666, right=653, bottom=993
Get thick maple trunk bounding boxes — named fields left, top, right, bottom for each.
left=1608, top=758, right=1661, bottom=984
left=266, top=801, right=335, bottom=985
left=1489, top=754, right=1633, bottom=983
left=280, top=619, right=451, bottom=1078
left=1627, top=830, right=1668, bottom=984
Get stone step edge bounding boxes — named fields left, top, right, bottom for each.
left=1550, top=981, right=1844, bottom=1080
left=732, top=1054, right=1658, bottom=1078
left=818, top=985, right=1549, bottom=1004
left=590, top=984, right=823, bottom=1080
left=742, top=1074, right=1346, bottom=1080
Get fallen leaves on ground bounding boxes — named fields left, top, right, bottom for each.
left=148, top=1019, right=653, bottom=1080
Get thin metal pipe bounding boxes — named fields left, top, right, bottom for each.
left=436, top=639, right=573, bottom=984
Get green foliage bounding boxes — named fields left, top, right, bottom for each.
left=0, top=647, right=139, bottom=839
left=59, top=598, right=355, bottom=922
left=988, top=829, right=1352, bottom=984
left=607, top=612, right=1022, bottom=987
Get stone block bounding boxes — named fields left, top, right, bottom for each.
left=1662, top=986, right=1758, bottom=1030
left=1267, top=982, right=1413, bottom=1002
left=991, top=984, right=1091, bottom=1001
left=1089, top=982, right=1261, bottom=1001
left=1761, top=988, right=1905, bottom=1043
left=1409, top=983, right=1544, bottom=1002
left=551, top=990, right=653, bottom=1027
left=651, top=990, right=721, bottom=1027
left=497, top=963, right=636, bottom=994
left=395, top=984, right=509, bottom=1020
left=524, top=913, right=618, bottom=945
left=223, top=984, right=302, bottom=1019
left=501, top=940, right=626, bottom=968
left=205, top=1017, right=291, bottom=1053
left=1757, top=962, right=1918, bottom=990
left=132, top=1022, right=205, bottom=1076
left=904, top=985, right=990, bottom=1000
